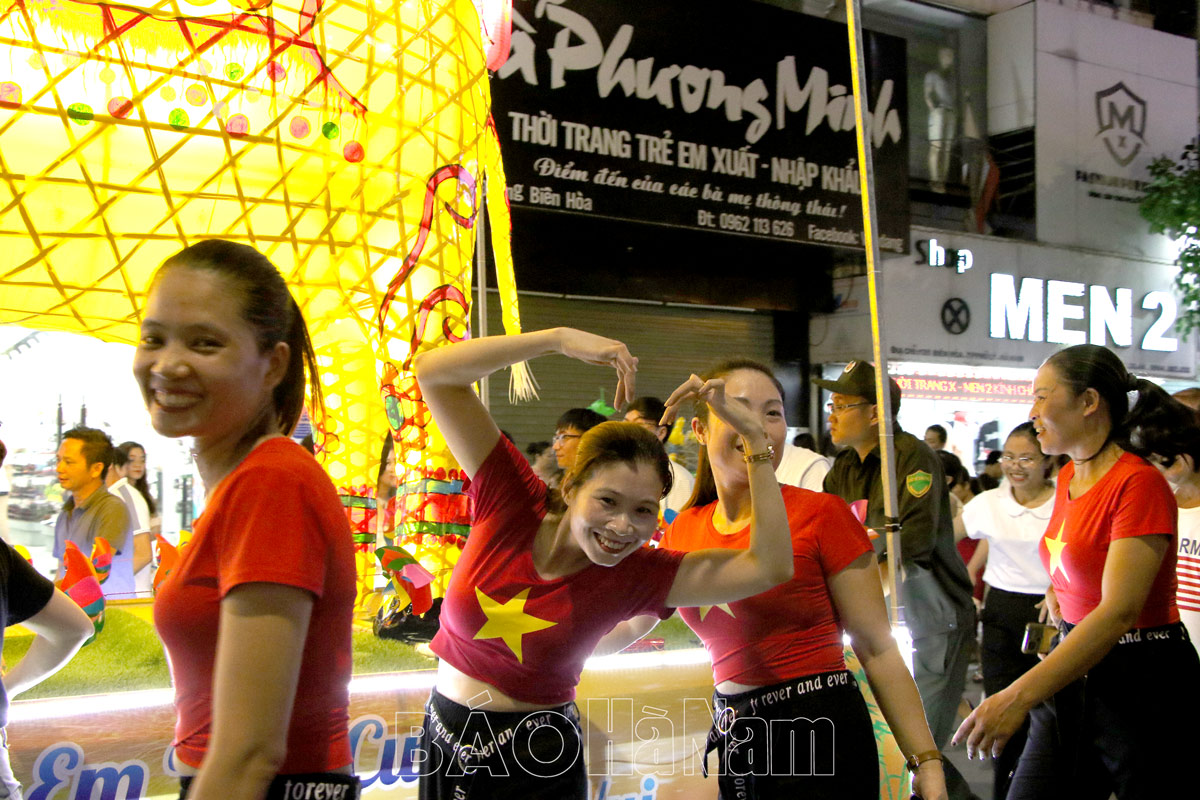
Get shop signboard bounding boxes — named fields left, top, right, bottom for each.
left=491, top=0, right=910, bottom=252
left=893, top=374, right=1034, bottom=404
left=1034, top=3, right=1198, bottom=260
left=811, top=227, right=1195, bottom=380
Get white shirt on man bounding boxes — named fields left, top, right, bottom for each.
left=774, top=441, right=831, bottom=492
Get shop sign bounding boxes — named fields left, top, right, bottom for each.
left=893, top=374, right=1035, bottom=404
left=915, top=239, right=973, bottom=273
left=988, top=274, right=1177, bottom=352
left=1034, top=3, right=1197, bottom=260
left=492, top=0, right=910, bottom=252
left=812, top=228, right=1195, bottom=379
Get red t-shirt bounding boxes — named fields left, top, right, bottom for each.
left=430, top=438, right=685, bottom=705
left=661, top=486, right=873, bottom=686
left=1040, top=453, right=1179, bottom=627
left=154, top=438, right=356, bottom=772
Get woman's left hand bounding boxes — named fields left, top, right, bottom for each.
left=952, top=685, right=1030, bottom=761
left=910, top=760, right=948, bottom=800
left=661, top=375, right=765, bottom=443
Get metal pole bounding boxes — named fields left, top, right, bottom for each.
left=476, top=176, right=490, bottom=410
left=845, top=0, right=903, bottom=626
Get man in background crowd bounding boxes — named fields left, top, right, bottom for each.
left=925, top=423, right=948, bottom=451
left=52, top=427, right=130, bottom=587
left=775, top=431, right=831, bottom=491
left=817, top=361, right=976, bottom=800
left=552, top=408, right=607, bottom=471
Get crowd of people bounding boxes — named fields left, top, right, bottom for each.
left=2, top=238, right=1199, bottom=800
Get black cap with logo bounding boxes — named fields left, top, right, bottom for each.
left=811, top=360, right=902, bottom=413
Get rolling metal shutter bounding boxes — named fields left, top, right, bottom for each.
left=476, top=290, right=776, bottom=451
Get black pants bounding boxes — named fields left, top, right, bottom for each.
left=706, top=669, right=879, bottom=800
left=981, top=586, right=1044, bottom=800
left=417, top=688, right=587, bottom=800
left=179, top=773, right=359, bottom=800
left=1008, top=621, right=1200, bottom=800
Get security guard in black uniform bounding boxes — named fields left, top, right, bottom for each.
left=816, top=360, right=977, bottom=800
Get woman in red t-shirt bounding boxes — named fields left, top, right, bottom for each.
left=954, top=344, right=1200, bottom=799
left=137, top=240, right=358, bottom=800
left=602, top=359, right=949, bottom=800
left=411, top=328, right=796, bottom=799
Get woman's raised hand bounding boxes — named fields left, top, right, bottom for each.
left=557, top=328, right=638, bottom=410
left=661, top=375, right=765, bottom=443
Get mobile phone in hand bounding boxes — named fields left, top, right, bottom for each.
left=1022, top=622, right=1057, bottom=655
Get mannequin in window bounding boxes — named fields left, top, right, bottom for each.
left=924, top=46, right=958, bottom=193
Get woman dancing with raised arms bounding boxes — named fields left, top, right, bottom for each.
left=411, top=328, right=792, bottom=800
left=600, top=359, right=949, bottom=800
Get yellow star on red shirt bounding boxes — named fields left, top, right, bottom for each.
left=1045, top=522, right=1071, bottom=583
left=473, top=587, right=557, bottom=663
left=698, top=604, right=735, bottom=621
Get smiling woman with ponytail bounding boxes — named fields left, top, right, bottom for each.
left=955, top=343, right=1200, bottom=799
left=135, top=240, right=358, bottom=800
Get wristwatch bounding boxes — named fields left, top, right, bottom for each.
left=905, top=749, right=943, bottom=773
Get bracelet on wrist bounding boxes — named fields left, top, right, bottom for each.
left=742, top=444, right=775, bottom=463
left=905, top=749, right=943, bottom=773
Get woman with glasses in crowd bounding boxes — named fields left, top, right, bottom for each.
left=959, top=422, right=1055, bottom=799
left=954, top=344, right=1200, bottom=799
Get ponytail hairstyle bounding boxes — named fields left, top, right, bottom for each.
left=1044, top=343, right=1191, bottom=463
left=153, top=240, right=323, bottom=437
left=683, top=358, right=784, bottom=512
left=1005, top=422, right=1054, bottom=482
left=1124, top=387, right=1200, bottom=471
left=547, top=421, right=671, bottom=515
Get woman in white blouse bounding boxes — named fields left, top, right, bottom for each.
left=961, top=422, right=1055, bottom=800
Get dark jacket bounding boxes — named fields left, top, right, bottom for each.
left=824, top=426, right=974, bottom=638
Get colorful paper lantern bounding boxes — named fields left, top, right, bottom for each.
left=0, top=1, right=531, bottom=609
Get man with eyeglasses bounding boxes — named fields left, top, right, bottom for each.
left=624, top=397, right=695, bottom=523
left=552, top=408, right=607, bottom=470
left=815, top=360, right=977, bottom=800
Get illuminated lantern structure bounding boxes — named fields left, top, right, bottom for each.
left=0, top=0, right=529, bottom=603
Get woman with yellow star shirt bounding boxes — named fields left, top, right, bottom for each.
left=954, top=344, right=1200, bottom=799
left=410, top=327, right=793, bottom=800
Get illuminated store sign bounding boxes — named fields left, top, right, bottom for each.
left=915, top=239, right=973, bottom=273
left=988, top=273, right=1178, bottom=352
